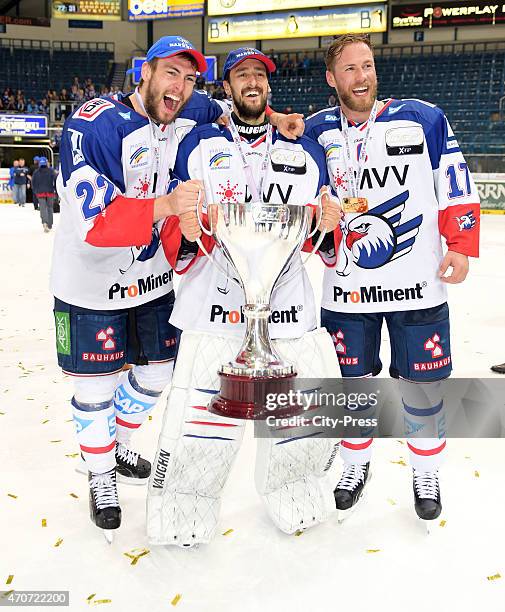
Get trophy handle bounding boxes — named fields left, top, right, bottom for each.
left=195, top=197, right=242, bottom=289
left=305, top=187, right=326, bottom=240
left=196, top=190, right=213, bottom=237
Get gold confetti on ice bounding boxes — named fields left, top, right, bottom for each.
left=42, top=420, right=50, bottom=425
left=294, top=529, right=304, bottom=537
left=487, top=573, right=501, bottom=581
left=439, top=520, right=446, bottom=528
left=387, top=499, right=396, bottom=505
left=171, top=594, right=182, bottom=606
left=474, top=471, right=480, bottom=478
left=6, top=575, right=13, bottom=585
left=69, top=493, right=79, bottom=499
left=50, top=440, right=62, bottom=443
left=123, top=548, right=150, bottom=566
left=464, top=456, right=471, bottom=459
left=65, top=453, right=79, bottom=458
left=41, top=519, right=47, bottom=528
left=92, top=599, right=111, bottom=605
left=390, top=459, right=407, bottom=466
left=0, top=412, right=5, bottom=415
left=87, top=594, right=96, bottom=603
left=222, top=529, right=234, bottom=536
left=396, top=440, right=405, bottom=445
left=1, top=591, right=14, bottom=599
left=54, top=538, right=63, bottom=547
left=148, top=416, right=153, bottom=421
left=366, top=549, right=381, bottom=553
left=7, top=493, right=17, bottom=499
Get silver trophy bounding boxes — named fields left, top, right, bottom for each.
left=197, top=198, right=324, bottom=419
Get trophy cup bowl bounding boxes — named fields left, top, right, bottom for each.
left=198, top=200, right=316, bottom=420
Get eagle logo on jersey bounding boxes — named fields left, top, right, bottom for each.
left=336, top=190, right=423, bottom=277
left=454, top=211, right=476, bottom=232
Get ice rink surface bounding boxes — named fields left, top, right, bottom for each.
left=1, top=204, right=504, bottom=612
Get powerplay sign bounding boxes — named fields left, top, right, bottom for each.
left=391, top=2, right=505, bottom=28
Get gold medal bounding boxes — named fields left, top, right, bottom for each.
left=342, top=197, right=369, bottom=213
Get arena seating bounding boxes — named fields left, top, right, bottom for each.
left=0, top=42, right=113, bottom=100
left=270, top=50, right=505, bottom=155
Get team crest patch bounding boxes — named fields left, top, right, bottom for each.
left=209, top=151, right=231, bottom=170
left=76, top=98, right=115, bottom=122
left=324, top=143, right=342, bottom=160
left=454, top=211, right=476, bottom=232
left=129, top=143, right=149, bottom=168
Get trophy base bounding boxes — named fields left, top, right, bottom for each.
left=208, top=371, right=302, bottom=420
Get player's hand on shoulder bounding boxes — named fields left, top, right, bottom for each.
left=439, top=250, right=469, bottom=284
left=319, top=186, right=343, bottom=233
left=271, top=111, right=305, bottom=140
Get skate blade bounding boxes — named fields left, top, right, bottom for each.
left=75, top=461, right=148, bottom=486
left=103, top=529, right=115, bottom=544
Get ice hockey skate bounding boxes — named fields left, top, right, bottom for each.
left=334, top=461, right=371, bottom=523
left=76, top=443, right=151, bottom=486
left=413, top=468, right=442, bottom=533
left=88, top=468, right=121, bottom=544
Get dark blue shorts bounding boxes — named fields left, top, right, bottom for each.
left=321, top=303, right=452, bottom=382
left=54, top=291, right=179, bottom=375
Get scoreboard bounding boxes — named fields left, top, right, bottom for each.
left=52, top=0, right=122, bottom=20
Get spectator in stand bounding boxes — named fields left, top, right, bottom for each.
left=307, top=103, right=316, bottom=115
left=69, top=85, right=79, bottom=101
left=76, top=88, right=85, bottom=102
left=29, top=156, right=40, bottom=210
left=212, top=83, right=226, bottom=100
left=38, top=98, right=49, bottom=115
left=328, top=93, right=337, bottom=107
left=6, top=95, right=16, bottom=111
left=31, top=156, right=57, bottom=233
left=282, top=104, right=294, bottom=114
left=16, top=94, right=26, bottom=112
left=72, top=76, right=81, bottom=89
left=196, top=74, right=206, bottom=90
left=298, top=53, right=311, bottom=74
left=27, top=98, right=38, bottom=113
left=2, top=88, right=11, bottom=106
left=12, top=158, right=29, bottom=207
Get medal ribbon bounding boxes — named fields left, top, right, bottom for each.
left=227, top=116, right=273, bottom=203
left=340, top=100, right=379, bottom=199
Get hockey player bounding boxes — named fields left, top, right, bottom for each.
left=147, top=48, right=342, bottom=546
left=303, top=34, right=480, bottom=523
left=51, top=36, right=234, bottom=539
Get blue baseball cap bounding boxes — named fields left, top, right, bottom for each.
left=222, top=48, right=276, bottom=81
left=38, top=156, right=48, bottom=166
left=34, top=156, right=40, bottom=161
left=130, top=36, right=207, bottom=74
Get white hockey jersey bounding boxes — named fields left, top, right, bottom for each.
left=162, top=123, right=330, bottom=339
left=305, top=99, right=480, bottom=313
left=50, top=92, right=226, bottom=310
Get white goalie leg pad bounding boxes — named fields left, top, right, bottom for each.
left=147, top=331, right=246, bottom=547
left=255, top=328, right=341, bottom=534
